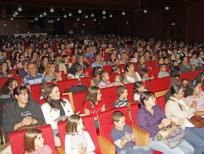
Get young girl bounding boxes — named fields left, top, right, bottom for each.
left=98, top=71, right=112, bottom=88
left=65, top=114, right=95, bottom=154
left=24, top=128, right=52, bottom=154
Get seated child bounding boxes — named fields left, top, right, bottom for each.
left=141, top=69, right=154, bottom=81
left=65, top=114, right=95, bottom=154
left=157, top=64, right=169, bottom=78
left=24, top=128, right=52, bottom=154
left=133, top=81, right=147, bottom=102
left=112, top=74, right=123, bottom=86
left=98, top=71, right=112, bottom=88
left=114, top=85, right=129, bottom=108
left=111, top=111, right=152, bottom=154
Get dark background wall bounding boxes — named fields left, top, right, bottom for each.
left=0, top=0, right=204, bottom=43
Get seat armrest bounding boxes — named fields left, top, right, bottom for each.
left=98, top=136, right=115, bottom=154
left=56, top=146, right=65, bottom=154
left=132, top=125, right=150, bottom=146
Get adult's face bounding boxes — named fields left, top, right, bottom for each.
left=28, top=64, right=37, bottom=76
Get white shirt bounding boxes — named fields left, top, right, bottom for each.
left=41, top=99, right=73, bottom=130
left=65, top=131, right=95, bottom=154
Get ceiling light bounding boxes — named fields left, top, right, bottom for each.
left=40, top=14, right=43, bottom=18
left=122, top=11, right=126, bottom=16
left=109, top=14, right=113, bottom=18
left=85, top=15, right=88, bottom=19
left=14, top=11, right=18, bottom=16
left=91, top=13, right=94, bottom=17
left=165, top=6, right=170, bottom=11
left=43, top=12, right=47, bottom=16
left=77, top=18, right=80, bottom=21
left=68, top=13, right=72, bottom=17
left=10, top=17, right=14, bottom=21
left=64, top=14, right=67, bottom=18
left=103, top=16, right=106, bottom=19
left=144, top=10, right=148, bottom=13
left=78, top=9, right=82, bottom=14
left=35, top=17, right=38, bottom=21
left=171, top=22, right=176, bottom=26
left=93, top=18, right=96, bottom=22
left=57, top=18, right=60, bottom=21
left=50, top=8, right=54, bottom=13
left=18, top=6, right=22, bottom=12
left=102, top=10, right=106, bottom=15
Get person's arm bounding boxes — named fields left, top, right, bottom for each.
left=165, top=101, right=194, bottom=123
left=31, top=101, right=45, bottom=124
left=137, top=110, right=160, bottom=137
left=84, top=109, right=91, bottom=115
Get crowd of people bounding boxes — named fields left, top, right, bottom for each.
left=0, top=34, right=204, bottom=154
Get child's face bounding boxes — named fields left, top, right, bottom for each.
left=77, top=118, right=84, bottom=132
left=182, top=80, right=189, bottom=87
left=121, top=89, right=128, bottom=98
left=34, top=133, right=44, bottom=150
left=160, top=66, right=166, bottom=72
left=138, top=85, right=145, bottom=92
left=97, top=90, right=102, bottom=101
left=103, top=73, right=109, bottom=81
left=114, top=116, right=126, bottom=130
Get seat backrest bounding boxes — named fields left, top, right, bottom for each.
left=156, top=96, right=166, bottom=111
left=180, top=70, right=203, bottom=81
left=103, top=65, right=112, bottom=74
left=82, top=115, right=100, bottom=154
left=144, top=77, right=170, bottom=92
left=98, top=106, right=131, bottom=141
left=130, top=103, right=139, bottom=126
left=72, top=91, right=87, bottom=113
left=8, top=125, right=57, bottom=154
left=125, top=83, right=134, bottom=102
left=57, top=79, right=78, bottom=93
left=101, top=86, right=118, bottom=110
left=81, top=77, right=91, bottom=87
left=58, top=115, right=100, bottom=153
left=30, top=84, right=45, bottom=105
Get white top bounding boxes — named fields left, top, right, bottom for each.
left=165, top=96, right=195, bottom=128
left=41, top=99, right=73, bottom=130
left=65, top=131, right=95, bottom=154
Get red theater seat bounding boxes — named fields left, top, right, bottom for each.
left=57, top=79, right=78, bottom=93
left=30, top=84, right=45, bottom=105
left=8, top=125, right=57, bottom=154
left=180, top=70, right=203, bottom=81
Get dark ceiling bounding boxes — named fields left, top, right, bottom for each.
left=0, top=0, right=185, bottom=20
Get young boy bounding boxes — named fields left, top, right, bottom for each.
left=157, top=64, right=169, bottom=78
left=98, top=71, right=112, bottom=88
left=111, top=111, right=152, bottom=154
left=114, top=86, right=129, bottom=108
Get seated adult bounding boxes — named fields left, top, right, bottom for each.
left=179, top=56, right=193, bottom=73
left=23, top=62, right=45, bottom=86
left=165, top=85, right=204, bottom=154
left=3, top=86, right=45, bottom=134
left=123, top=62, right=141, bottom=84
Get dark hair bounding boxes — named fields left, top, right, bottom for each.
left=92, top=67, right=102, bottom=77
left=125, top=62, right=133, bottom=72
left=66, top=114, right=82, bottom=134
left=184, top=80, right=201, bottom=97
left=41, top=83, right=65, bottom=109
left=0, top=78, right=18, bottom=95
left=117, top=85, right=127, bottom=97
left=13, top=86, right=29, bottom=99
left=86, top=86, right=100, bottom=107
left=169, top=84, right=183, bottom=96
left=139, top=91, right=154, bottom=108
left=134, top=81, right=144, bottom=94
left=112, top=110, right=124, bottom=122
left=140, top=69, right=148, bottom=78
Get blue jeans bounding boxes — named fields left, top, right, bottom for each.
left=118, top=145, right=153, bottom=154
left=149, top=138, right=194, bottom=154
left=185, top=127, right=204, bottom=154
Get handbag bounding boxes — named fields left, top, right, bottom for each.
left=189, top=115, right=204, bottom=128
left=155, top=125, right=185, bottom=149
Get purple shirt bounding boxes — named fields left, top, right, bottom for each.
left=137, top=105, right=165, bottom=137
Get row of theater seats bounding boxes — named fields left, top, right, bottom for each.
left=8, top=105, right=163, bottom=154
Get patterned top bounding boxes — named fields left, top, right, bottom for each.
left=23, top=73, right=45, bottom=86
left=114, top=98, right=129, bottom=108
